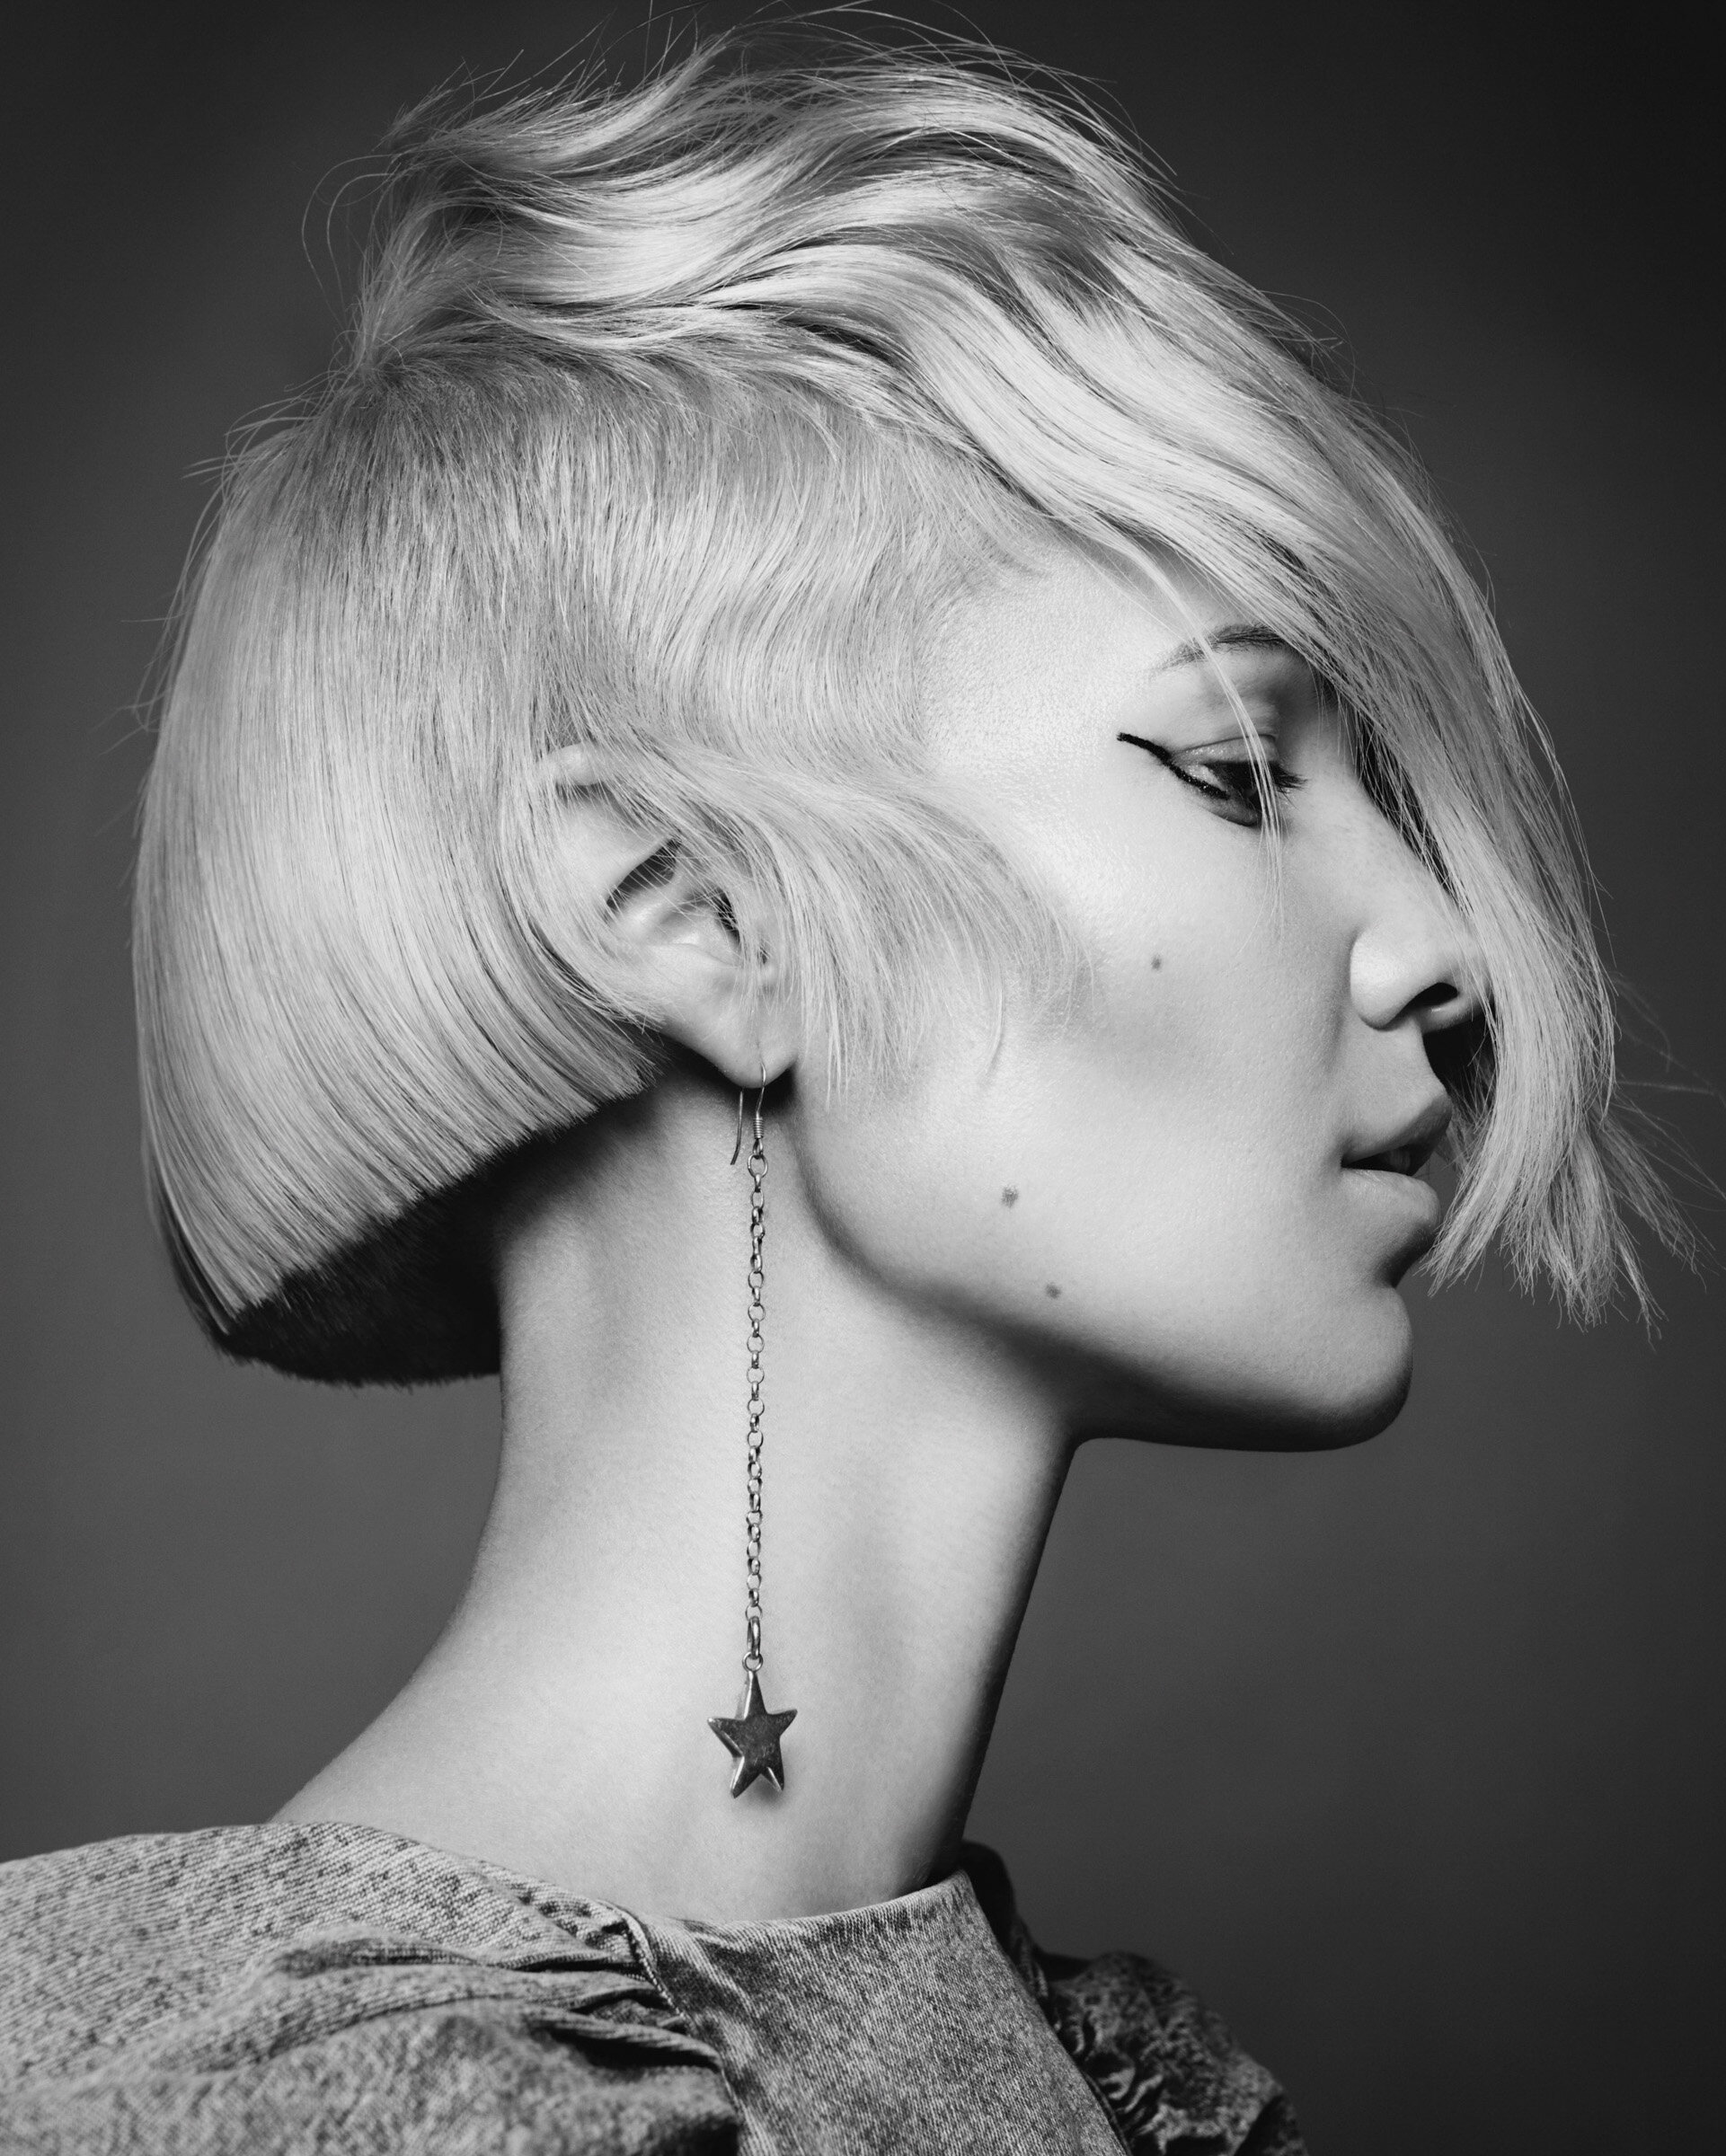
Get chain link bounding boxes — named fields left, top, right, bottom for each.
left=741, top=1105, right=768, bottom=1674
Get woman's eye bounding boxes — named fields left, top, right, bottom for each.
left=1117, top=732, right=1304, bottom=828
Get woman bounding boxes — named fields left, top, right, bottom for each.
left=0, top=26, right=1680, bottom=2152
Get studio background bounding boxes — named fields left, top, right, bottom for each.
left=4, top=6, right=1720, bottom=2152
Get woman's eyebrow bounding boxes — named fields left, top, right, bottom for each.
left=1152, top=623, right=1296, bottom=675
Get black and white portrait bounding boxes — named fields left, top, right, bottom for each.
left=2, top=7, right=1719, bottom=2152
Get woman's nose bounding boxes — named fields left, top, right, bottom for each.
left=1349, top=852, right=1484, bottom=1037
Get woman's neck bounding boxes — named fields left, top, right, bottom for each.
left=279, top=1075, right=1071, bottom=1922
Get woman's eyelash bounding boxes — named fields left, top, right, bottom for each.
left=1116, top=732, right=1304, bottom=826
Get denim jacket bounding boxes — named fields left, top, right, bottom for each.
left=0, top=1824, right=1305, bottom=2153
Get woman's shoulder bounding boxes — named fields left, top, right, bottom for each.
left=0, top=1824, right=734, bottom=2152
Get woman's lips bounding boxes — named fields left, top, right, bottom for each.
left=1350, top=1140, right=1433, bottom=1177
left=1342, top=1157, right=1443, bottom=1245
left=1341, top=1099, right=1450, bottom=1259
left=1341, top=1095, right=1452, bottom=1181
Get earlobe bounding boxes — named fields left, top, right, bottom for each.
left=531, top=746, right=798, bottom=1091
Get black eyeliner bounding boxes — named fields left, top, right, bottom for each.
left=1116, top=729, right=1304, bottom=827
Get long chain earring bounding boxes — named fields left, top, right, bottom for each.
left=708, top=1070, right=798, bottom=1797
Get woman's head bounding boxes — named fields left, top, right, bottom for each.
left=135, top=30, right=1673, bottom=1388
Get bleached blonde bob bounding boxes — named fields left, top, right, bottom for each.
left=136, top=28, right=1676, bottom=1382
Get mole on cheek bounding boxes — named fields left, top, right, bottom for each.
left=1044, top=1284, right=1061, bottom=1299
left=1151, top=955, right=1163, bottom=971
left=1001, top=1187, right=1019, bottom=1207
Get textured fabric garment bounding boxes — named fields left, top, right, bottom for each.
left=0, top=1824, right=1306, bottom=2153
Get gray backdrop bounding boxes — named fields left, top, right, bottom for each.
left=4, top=6, right=1721, bottom=2152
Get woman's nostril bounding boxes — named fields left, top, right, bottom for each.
left=1347, top=903, right=1484, bottom=1034
left=1415, top=980, right=1483, bottom=1029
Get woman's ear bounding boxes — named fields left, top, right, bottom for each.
left=533, top=746, right=797, bottom=1088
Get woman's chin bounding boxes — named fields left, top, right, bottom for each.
left=1078, top=1289, right=1417, bottom=1452
left=1261, top=1290, right=1417, bottom=1449
left=1285, top=1306, right=1417, bottom=1449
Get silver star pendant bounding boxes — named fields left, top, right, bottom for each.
left=708, top=1670, right=798, bottom=1798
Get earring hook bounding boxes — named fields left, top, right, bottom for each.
left=730, top=1061, right=769, bottom=1167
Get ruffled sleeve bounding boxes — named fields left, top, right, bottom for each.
left=961, top=1843, right=1307, bottom=2156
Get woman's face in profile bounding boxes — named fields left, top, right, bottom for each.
left=790, top=548, right=1482, bottom=1449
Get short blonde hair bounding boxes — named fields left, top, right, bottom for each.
left=136, top=30, right=1678, bottom=1381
